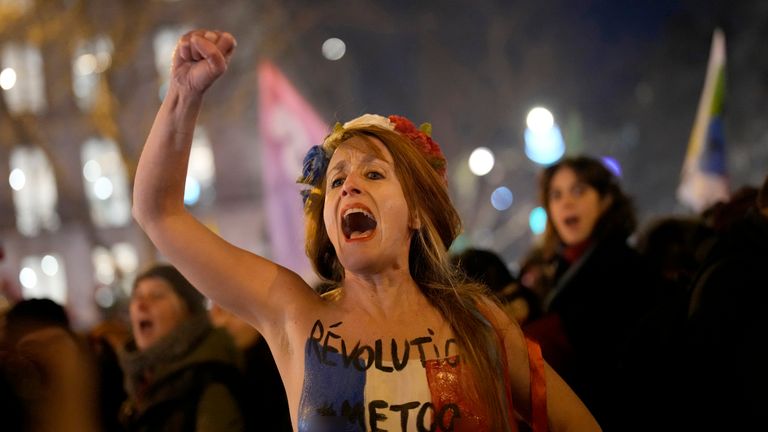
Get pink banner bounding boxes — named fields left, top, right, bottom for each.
left=258, top=61, right=328, bottom=279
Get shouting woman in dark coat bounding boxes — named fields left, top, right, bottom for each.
left=524, top=156, right=653, bottom=430
left=120, top=264, right=245, bottom=432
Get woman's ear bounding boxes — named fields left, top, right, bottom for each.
left=409, top=211, right=422, bottom=230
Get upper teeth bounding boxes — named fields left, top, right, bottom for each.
left=344, top=208, right=374, bottom=219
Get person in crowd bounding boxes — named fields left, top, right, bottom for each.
left=1, top=298, right=71, bottom=345
left=131, top=29, right=600, bottom=431
left=523, top=156, right=653, bottom=430
left=684, top=175, right=768, bottom=430
left=619, top=216, right=718, bottom=431
left=517, top=246, right=554, bottom=302
left=452, top=248, right=542, bottom=325
left=88, top=319, right=131, bottom=432
left=636, top=217, right=715, bottom=293
left=700, top=185, right=759, bottom=233
left=0, top=298, right=99, bottom=432
left=210, top=303, right=293, bottom=432
left=119, top=264, right=245, bottom=432
left=0, top=358, right=25, bottom=431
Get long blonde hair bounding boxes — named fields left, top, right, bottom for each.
left=303, top=123, right=515, bottom=431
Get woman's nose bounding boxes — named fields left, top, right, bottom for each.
left=132, top=297, right=149, bottom=310
left=341, top=174, right=362, bottom=196
left=560, top=192, right=576, bottom=206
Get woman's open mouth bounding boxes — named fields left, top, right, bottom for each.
left=138, top=319, right=154, bottom=334
left=341, top=207, right=377, bottom=240
left=563, top=215, right=580, bottom=228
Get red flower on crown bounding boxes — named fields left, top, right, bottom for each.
left=388, top=115, right=447, bottom=182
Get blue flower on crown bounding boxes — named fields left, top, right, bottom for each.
left=298, top=145, right=330, bottom=204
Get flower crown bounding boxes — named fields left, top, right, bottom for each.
left=297, top=114, right=447, bottom=205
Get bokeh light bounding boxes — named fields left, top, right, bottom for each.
left=322, top=38, right=346, bottom=61
left=524, top=125, right=565, bottom=165
left=95, top=285, right=115, bottom=308
left=19, top=267, right=38, bottom=289
left=491, top=186, right=514, bottom=211
left=0, top=67, right=17, bottom=90
left=9, top=168, right=26, bottom=190
left=83, top=160, right=102, bottom=182
left=41, top=255, right=59, bottom=276
left=529, top=206, right=547, bottom=235
left=526, top=107, right=554, bottom=132
left=184, top=176, right=201, bottom=205
left=600, top=156, right=623, bottom=178
left=75, top=53, right=98, bottom=75
left=468, top=147, right=495, bottom=176
left=94, top=177, right=114, bottom=200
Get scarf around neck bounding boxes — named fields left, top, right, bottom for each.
left=121, top=313, right=212, bottom=397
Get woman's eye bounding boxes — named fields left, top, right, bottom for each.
left=366, top=171, right=383, bottom=180
left=330, top=177, right=344, bottom=188
left=572, top=184, right=585, bottom=196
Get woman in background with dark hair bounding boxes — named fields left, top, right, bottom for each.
left=523, top=156, right=653, bottom=430
left=120, top=264, right=245, bottom=432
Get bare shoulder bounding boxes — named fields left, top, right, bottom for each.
left=476, top=296, right=524, bottom=340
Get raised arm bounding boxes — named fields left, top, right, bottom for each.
left=132, top=30, right=313, bottom=338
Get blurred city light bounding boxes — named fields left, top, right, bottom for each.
left=491, top=186, right=514, bottom=210
left=322, top=38, right=346, bottom=61
left=524, top=106, right=565, bottom=165
left=19, top=267, right=38, bottom=288
left=9, top=168, right=26, bottom=190
left=0, top=67, right=17, bottom=90
left=601, top=156, right=623, bottom=178
left=526, top=107, right=554, bottom=132
left=184, top=176, right=201, bottom=205
left=41, top=255, right=59, bottom=276
left=468, top=147, right=495, bottom=176
left=94, top=177, right=114, bottom=200
left=529, top=206, right=547, bottom=235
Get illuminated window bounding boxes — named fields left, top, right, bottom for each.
left=1, top=42, right=46, bottom=114
left=153, top=26, right=190, bottom=100
left=81, top=137, right=131, bottom=227
left=92, top=242, right=138, bottom=309
left=72, top=35, right=113, bottom=111
left=19, top=253, right=67, bottom=304
left=185, top=127, right=216, bottom=206
left=9, top=146, right=60, bottom=236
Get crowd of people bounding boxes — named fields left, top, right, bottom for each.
left=1, top=28, right=767, bottom=431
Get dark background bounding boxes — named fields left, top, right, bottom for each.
left=1, top=0, right=766, bottom=326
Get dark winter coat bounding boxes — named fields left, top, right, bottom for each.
left=525, top=235, right=653, bottom=430
left=685, top=209, right=768, bottom=430
left=120, top=314, right=245, bottom=432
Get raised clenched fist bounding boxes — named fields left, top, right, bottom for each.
left=170, top=29, right=237, bottom=95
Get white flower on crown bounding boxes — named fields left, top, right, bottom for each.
left=343, top=114, right=395, bottom=131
